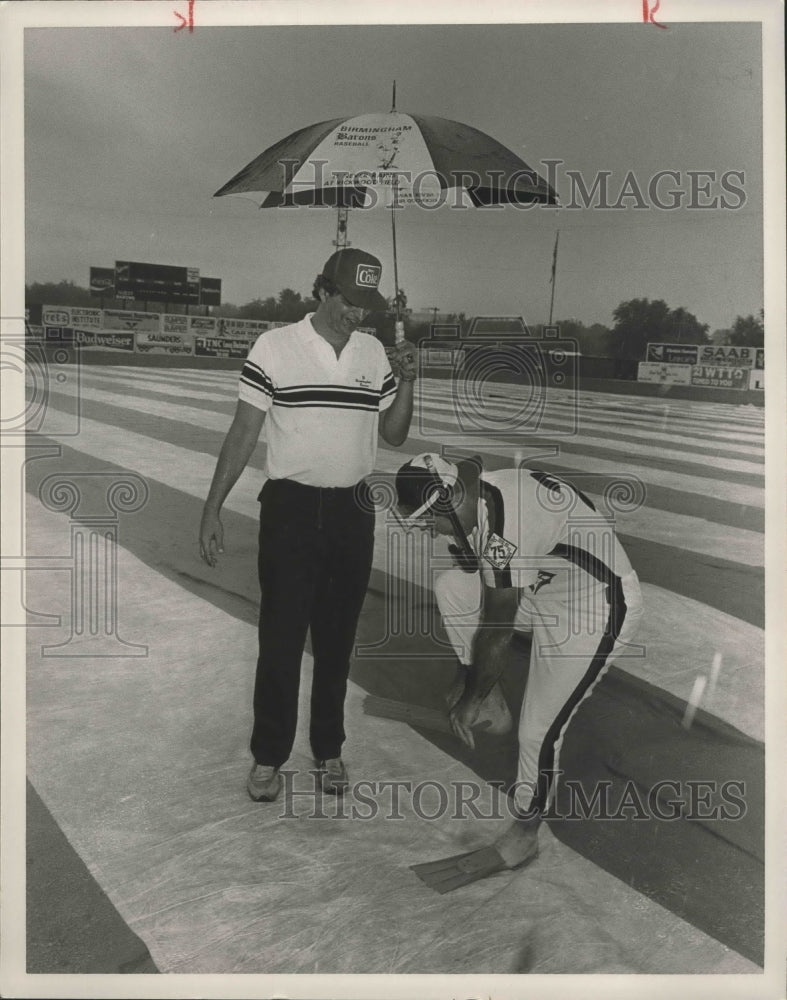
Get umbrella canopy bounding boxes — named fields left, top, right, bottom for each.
left=214, top=111, right=558, bottom=210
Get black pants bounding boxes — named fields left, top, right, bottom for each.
left=250, top=478, right=375, bottom=767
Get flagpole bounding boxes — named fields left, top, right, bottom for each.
left=548, top=229, right=560, bottom=326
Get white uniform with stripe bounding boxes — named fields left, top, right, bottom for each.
left=239, top=313, right=397, bottom=485
left=435, top=467, right=644, bottom=815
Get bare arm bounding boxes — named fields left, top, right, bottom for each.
left=449, top=585, right=520, bottom=748
left=379, top=340, right=416, bottom=446
left=379, top=380, right=414, bottom=446
left=199, top=400, right=266, bottom=566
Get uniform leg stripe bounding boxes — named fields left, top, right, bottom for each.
left=529, top=577, right=627, bottom=815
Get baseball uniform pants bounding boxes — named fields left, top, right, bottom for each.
left=434, top=567, right=644, bottom=814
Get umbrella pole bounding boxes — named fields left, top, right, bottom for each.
left=391, top=179, right=404, bottom=342
left=389, top=79, right=405, bottom=343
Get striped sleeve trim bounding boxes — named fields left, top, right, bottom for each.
left=239, top=360, right=274, bottom=398
left=380, top=370, right=397, bottom=401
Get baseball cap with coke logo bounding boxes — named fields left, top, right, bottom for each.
left=321, top=248, right=387, bottom=312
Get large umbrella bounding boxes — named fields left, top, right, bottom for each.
left=214, top=88, right=558, bottom=325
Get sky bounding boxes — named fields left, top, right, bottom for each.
left=17, top=6, right=770, bottom=333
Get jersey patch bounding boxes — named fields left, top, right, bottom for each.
left=530, top=570, right=556, bottom=594
left=483, top=532, right=517, bottom=570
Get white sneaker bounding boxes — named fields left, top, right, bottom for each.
left=247, top=763, right=282, bottom=802
left=314, top=757, right=349, bottom=795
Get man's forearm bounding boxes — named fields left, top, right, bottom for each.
left=205, top=446, right=250, bottom=511
left=380, top=382, right=414, bottom=446
left=204, top=417, right=262, bottom=511
left=466, top=625, right=513, bottom=702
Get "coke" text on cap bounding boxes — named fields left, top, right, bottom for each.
left=356, top=265, right=381, bottom=287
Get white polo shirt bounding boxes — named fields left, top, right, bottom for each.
left=238, top=314, right=397, bottom=487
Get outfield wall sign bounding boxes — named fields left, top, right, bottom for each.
left=162, top=314, right=189, bottom=334
left=75, top=329, right=135, bottom=351
left=647, top=342, right=762, bottom=368
left=42, top=305, right=103, bottom=329
left=697, top=344, right=759, bottom=368
left=194, top=336, right=253, bottom=359
left=217, top=317, right=278, bottom=338
left=46, top=328, right=135, bottom=351
left=646, top=343, right=699, bottom=365
left=690, top=365, right=749, bottom=389
left=136, top=331, right=194, bottom=355
left=637, top=361, right=692, bottom=385
left=103, top=309, right=161, bottom=333
left=190, top=316, right=217, bottom=332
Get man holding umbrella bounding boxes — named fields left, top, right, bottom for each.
left=199, top=248, right=417, bottom=802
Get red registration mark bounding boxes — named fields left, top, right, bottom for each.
left=174, top=0, right=195, bottom=33
left=642, top=0, right=668, bottom=28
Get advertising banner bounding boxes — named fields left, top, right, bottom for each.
left=42, top=305, right=103, bottom=329
left=217, top=317, right=273, bottom=338
left=690, top=365, right=748, bottom=389
left=754, top=348, right=764, bottom=370
left=162, top=314, right=189, bottom=334
left=70, top=307, right=103, bottom=329
left=189, top=316, right=217, bottom=333
left=645, top=343, right=699, bottom=365
left=637, top=361, right=692, bottom=384
left=90, top=267, right=116, bottom=297
left=73, top=329, right=135, bottom=351
left=42, top=307, right=73, bottom=327
left=103, top=309, right=161, bottom=333
left=697, top=344, right=758, bottom=368
left=195, top=336, right=253, bottom=359
left=748, top=369, right=764, bottom=390
left=136, top=331, right=194, bottom=355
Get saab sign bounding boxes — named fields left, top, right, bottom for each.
left=646, top=343, right=699, bottom=365
left=698, top=344, right=760, bottom=368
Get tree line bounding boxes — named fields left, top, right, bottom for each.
left=26, top=280, right=764, bottom=357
